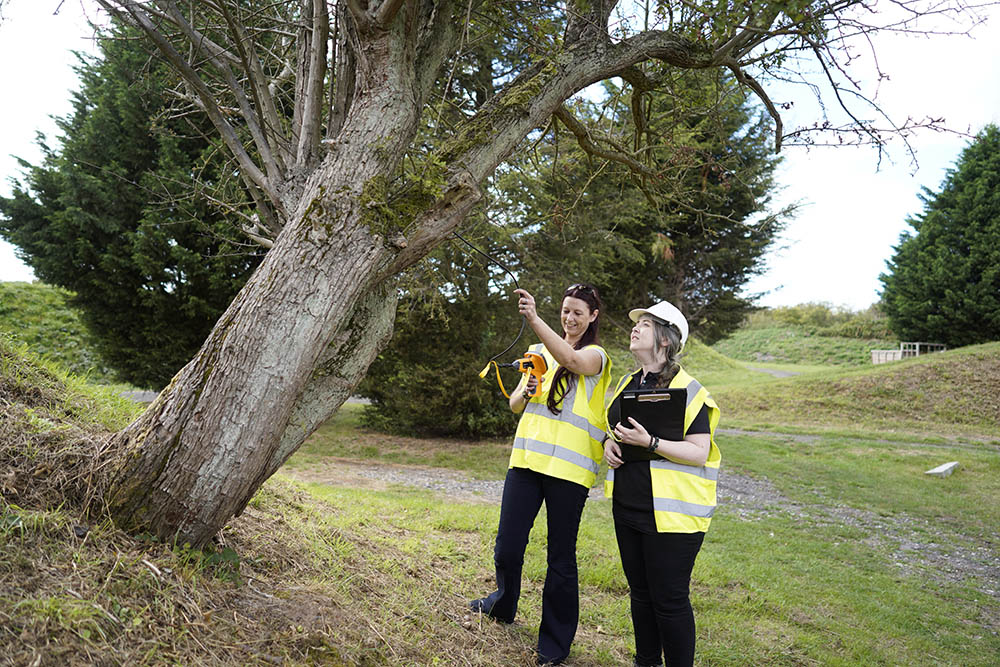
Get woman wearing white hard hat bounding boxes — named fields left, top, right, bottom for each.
left=602, top=301, right=721, bottom=667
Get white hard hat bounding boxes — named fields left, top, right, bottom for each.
left=629, top=302, right=689, bottom=349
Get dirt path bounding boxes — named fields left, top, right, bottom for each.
left=747, top=366, right=801, bottom=378
left=285, top=451, right=999, bottom=603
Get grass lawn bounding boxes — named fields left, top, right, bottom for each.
left=282, top=395, right=1000, bottom=665
left=5, top=327, right=999, bottom=665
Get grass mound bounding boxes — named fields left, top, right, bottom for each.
left=0, top=282, right=113, bottom=382
left=0, top=335, right=546, bottom=665
left=716, top=341, right=1000, bottom=438
left=0, top=335, right=138, bottom=511
left=601, top=337, right=755, bottom=390
left=713, top=325, right=895, bottom=367
left=2, top=477, right=540, bottom=666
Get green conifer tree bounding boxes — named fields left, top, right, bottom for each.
left=880, top=125, right=1000, bottom=347
left=0, top=35, right=261, bottom=387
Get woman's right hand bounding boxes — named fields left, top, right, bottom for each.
left=513, top=288, right=539, bottom=324
left=604, top=438, right=623, bottom=469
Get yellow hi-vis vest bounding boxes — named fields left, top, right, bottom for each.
left=509, top=343, right=612, bottom=489
left=603, top=366, right=721, bottom=533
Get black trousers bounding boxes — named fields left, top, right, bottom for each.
left=614, top=518, right=705, bottom=667
left=480, top=466, right=589, bottom=663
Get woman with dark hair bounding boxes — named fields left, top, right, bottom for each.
left=603, top=302, right=721, bottom=667
left=471, top=283, right=613, bottom=666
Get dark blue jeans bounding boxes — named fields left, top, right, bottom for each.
left=614, top=519, right=705, bottom=667
left=480, top=466, right=589, bottom=663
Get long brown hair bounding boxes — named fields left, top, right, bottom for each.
left=547, top=284, right=602, bottom=415
left=645, top=316, right=682, bottom=388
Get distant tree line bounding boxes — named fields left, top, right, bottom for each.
left=741, top=303, right=895, bottom=340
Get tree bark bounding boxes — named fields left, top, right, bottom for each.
left=101, top=19, right=432, bottom=543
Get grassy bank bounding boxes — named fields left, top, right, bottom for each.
left=0, top=282, right=114, bottom=382
left=713, top=325, right=895, bottom=367
left=4, top=326, right=998, bottom=664
left=715, top=342, right=1000, bottom=439
left=8, top=456, right=997, bottom=665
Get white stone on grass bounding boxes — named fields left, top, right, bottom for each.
left=925, top=461, right=959, bottom=477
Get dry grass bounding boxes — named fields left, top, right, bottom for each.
left=2, top=476, right=562, bottom=666
left=0, top=337, right=553, bottom=666
left=0, top=336, right=133, bottom=516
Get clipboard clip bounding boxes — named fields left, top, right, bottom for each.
left=637, top=392, right=673, bottom=402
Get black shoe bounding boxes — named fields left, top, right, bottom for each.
left=468, top=597, right=513, bottom=624
left=537, top=656, right=564, bottom=666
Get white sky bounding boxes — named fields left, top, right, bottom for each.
left=2, top=1, right=999, bottom=310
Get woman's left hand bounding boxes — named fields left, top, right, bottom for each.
left=613, top=417, right=650, bottom=447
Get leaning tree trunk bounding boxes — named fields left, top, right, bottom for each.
left=103, top=198, right=390, bottom=544
left=100, top=52, right=422, bottom=546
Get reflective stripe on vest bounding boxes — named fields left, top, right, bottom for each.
left=603, top=366, right=721, bottom=533
left=653, top=496, right=716, bottom=518
left=512, top=437, right=600, bottom=476
left=522, top=400, right=607, bottom=443
left=509, top=343, right=612, bottom=488
left=650, top=458, right=719, bottom=482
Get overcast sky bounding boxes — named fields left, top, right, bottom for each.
left=2, top=1, right=999, bottom=310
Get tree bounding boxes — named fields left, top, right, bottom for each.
left=26, top=0, right=969, bottom=546
left=494, top=70, right=788, bottom=343
left=0, top=36, right=262, bottom=388
left=879, top=124, right=1000, bottom=347
left=363, top=73, right=786, bottom=436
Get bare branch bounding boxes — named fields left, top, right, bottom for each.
left=554, top=105, right=659, bottom=178
left=374, top=0, right=407, bottom=28
left=94, top=0, right=278, bottom=208
left=295, top=0, right=330, bottom=167
left=154, top=1, right=286, bottom=186
left=330, top=1, right=357, bottom=137
left=727, top=62, right=784, bottom=151
left=217, top=2, right=293, bottom=169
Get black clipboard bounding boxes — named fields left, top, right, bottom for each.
left=610, top=388, right=687, bottom=442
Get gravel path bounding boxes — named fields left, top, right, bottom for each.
left=286, top=445, right=999, bottom=603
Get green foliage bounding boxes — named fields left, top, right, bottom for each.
left=365, top=71, right=788, bottom=437
left=357, top=238, right=523, bottom=438
left=880, top=124, right=1000, bottom=347
left=0, top=34, right=261, bottom=388
left=0, top=282, right=114, bottom=382
left=495, top=71, right=788, bottom=344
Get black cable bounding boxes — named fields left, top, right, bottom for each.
left=452, top=230, right=526, bottom=364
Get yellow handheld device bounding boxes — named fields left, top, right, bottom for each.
left=509, top=352, right=546, bottom=397
left=479, top=351, right=547, bottom=399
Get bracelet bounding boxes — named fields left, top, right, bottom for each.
left=647, top=435, right=660, bottom=453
